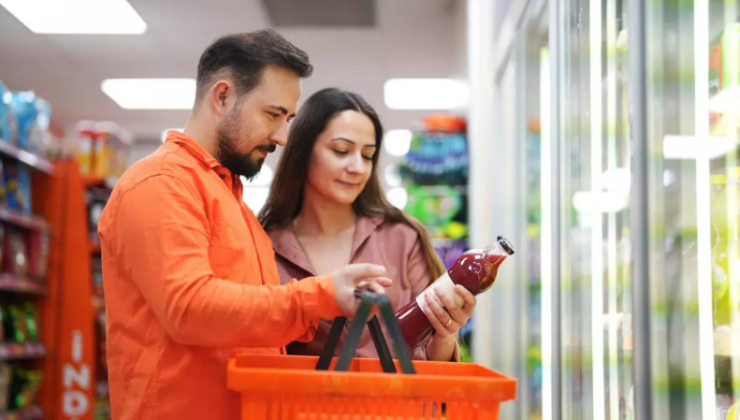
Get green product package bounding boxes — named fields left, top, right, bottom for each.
left=6, top=305, right=27, bottom=343
left=23, top=303, right=37, bottom=342
left=10, top=368, right=42, bottom=410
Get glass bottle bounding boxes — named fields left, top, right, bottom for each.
left=395, top=236, right=515, bottom=351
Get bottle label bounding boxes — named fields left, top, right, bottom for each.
left=416, top=272, right=465, bottom=319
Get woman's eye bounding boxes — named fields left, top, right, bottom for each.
left=333, top=150, right=348, bottom=156
left=362, top=155, right=374, bottom=161
left=267, top=112, right=280, bottom=119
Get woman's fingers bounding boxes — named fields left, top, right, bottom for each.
left=454, top=285, right=477, bottom=317
left=424, top=292, right=455, bottom=335
left=434, top=287, right=467, bottom=325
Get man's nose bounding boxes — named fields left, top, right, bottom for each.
left=269, top=123, right=288, bottom=147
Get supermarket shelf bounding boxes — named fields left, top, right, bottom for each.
left=0, top=207, right=49, bottom=232
left=0, top=140, right=53, bottom=175
left=0, top=405, right=43, bottom=420
left=0, top=342, right=45, bottom=360
left=0, top=274, right=46, bottom=295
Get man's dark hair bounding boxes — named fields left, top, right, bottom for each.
left=196, top=29, right=313, bottom=101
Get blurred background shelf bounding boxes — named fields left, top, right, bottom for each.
left=0, top=405, right=43, bottom=420
left=0, top=275, right=45, bottom=295
left=0, top=342, right=45, bottom=360
left=0, top=141, right=52, bottom=176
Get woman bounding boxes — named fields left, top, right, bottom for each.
left=259, top=88, right=475, bottom=361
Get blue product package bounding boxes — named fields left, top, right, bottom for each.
left=9, top=91, right=39, bottom=150
left=0, top=81, right=17, bottom=143
left=30, top=98, right=51, bottom=155
left=4, top=163, right=31, bottom=214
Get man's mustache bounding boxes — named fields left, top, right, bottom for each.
left=256, top=144, right=277, bottom=153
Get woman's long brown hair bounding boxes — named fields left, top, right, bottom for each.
left=259, top=87, right=445, bottom=281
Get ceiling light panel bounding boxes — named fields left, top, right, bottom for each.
left=0, top=0, right=147, bottom=34
left=384, top=79, right=469, bottom=110
left=102, top=79, right=195, bottom=110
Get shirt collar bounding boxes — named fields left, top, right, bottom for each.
left=269, top=216, right=384, bottom=276
left=165, top=130, right=221, bottom=170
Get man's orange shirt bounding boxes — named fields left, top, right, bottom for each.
left=98, top=131, right=341, bottom=420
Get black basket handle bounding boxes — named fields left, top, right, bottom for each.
left=315, top=290, right=416, bottom=374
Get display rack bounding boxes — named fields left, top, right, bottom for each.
left=34, top=160, right=95, bottom=420
left=396, top=115, right=471, bottom=360
left=0, top=141, right=55, bottom=419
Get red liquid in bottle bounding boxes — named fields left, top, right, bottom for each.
left=395, top=236, right=515, bottom=351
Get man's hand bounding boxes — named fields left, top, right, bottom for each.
left=330, top=264, right=392, bottom=317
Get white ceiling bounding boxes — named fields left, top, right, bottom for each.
left=0, top=0, right=460, bottom=144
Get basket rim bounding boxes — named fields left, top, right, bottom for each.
left=226, top=355, right=518, bottom=403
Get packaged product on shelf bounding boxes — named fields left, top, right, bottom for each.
left=76, top=120, right=96, bottom=176
left=0, top=363, right=11, bottom=411
left=92, top=255, right=104, bottom=299
left=27, top=231, right=49, bottom=279
left=87, top=190, right=108, bottom=243
left=9, top=367, right=42, bottom=410
left=0, top=161, right=8, bottom=208
left=0, top=81, right=17, bottom=144
left=4, top=228, right=29, bottom=277
left=8, top=91, right=39, bottom=151
left=93, top=122, right=116, bottom=178
left=0, top=303, right=5, bottom=342
left=30, top=97, right=52, bottom=157
left=5, top=304, right=29, bottom=343
left=114, top=128, right=133, bottom=178
left=0, top=224, right=6, bottom=269
left=3, top=163, right=31, bottom=214
left=23, top=303, right=37, bottom=342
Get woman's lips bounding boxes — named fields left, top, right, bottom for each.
left=336, top=180, right=359, bottom=187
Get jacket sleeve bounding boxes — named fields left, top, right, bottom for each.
left=103, top=174, right=341, bottom=348
left=406, top=238, right=461, bottom=362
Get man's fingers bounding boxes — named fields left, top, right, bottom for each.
left=356, top=277, right=392, bottom=290
left=364, top=281, right=387, bottom=295
left=375, top=277, right=393, bottom=287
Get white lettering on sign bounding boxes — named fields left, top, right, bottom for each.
left=63, top=390, right=89, bottom=417
left=62, top=329, right=90, bottom=420
left=72, top=331, right=83, bottom=362
left=63, top=364, right=90, bottom=389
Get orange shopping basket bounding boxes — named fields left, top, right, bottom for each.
left=228, top=290, right=517, bottom=419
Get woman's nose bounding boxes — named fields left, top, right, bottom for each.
left=346, top=154, right=366, bottom=174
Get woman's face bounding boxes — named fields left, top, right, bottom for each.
left=306, top=110, right=377, bottom=205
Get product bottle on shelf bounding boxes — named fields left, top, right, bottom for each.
left=395, top=236, right=515, bottom=350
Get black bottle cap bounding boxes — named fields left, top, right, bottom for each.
left=497, top=236, right=515, bottom=255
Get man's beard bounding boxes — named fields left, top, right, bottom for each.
left=215, top=110, right=275, bottom=180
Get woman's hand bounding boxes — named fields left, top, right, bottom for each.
left=421, top=284, right=476, bottom=361
left=422, top=284, right=476, bottom=340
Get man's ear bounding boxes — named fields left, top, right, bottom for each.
left=210, top=80, right=233, bottom=117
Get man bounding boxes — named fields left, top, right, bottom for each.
left=98, top=29, right=391, bottom=420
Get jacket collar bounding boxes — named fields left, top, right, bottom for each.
left=269, top=216, right=384, bottom=276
